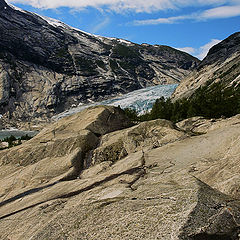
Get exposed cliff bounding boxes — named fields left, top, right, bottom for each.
left=172, top=32, right=240, bottom=100
left=0, top=0, right=199, bottom=124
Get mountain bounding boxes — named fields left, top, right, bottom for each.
left=172, top=32, right=240, bottom=100
left=0, top=0, right=199, bottom=125
left=0, top=105, right=240, bottom=239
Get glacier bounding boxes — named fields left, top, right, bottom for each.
left=0, top=84, right=177, bottom=139
left=53, top=84, right=178, bottom=121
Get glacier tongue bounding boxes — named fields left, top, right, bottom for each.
left=52, top=84, right=177, bottom=121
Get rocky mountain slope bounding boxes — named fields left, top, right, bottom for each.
left=0, top=105, right=240, bottom=239
left=172, top=32, right=240, bottom=100
left=0, top=0, right=199, bottom=124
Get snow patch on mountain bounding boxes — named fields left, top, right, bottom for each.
left=7, top=2, right=134, bottom=46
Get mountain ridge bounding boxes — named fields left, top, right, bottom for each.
left=199, top=32, right=240, bottom=68
left=172, top=31, right=240, bottom=100
left=0, top=0, right=199, bottom=126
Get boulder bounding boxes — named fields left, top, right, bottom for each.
left=92, top=119, right=189, bottom=165
left=0, top=106, right=131, bottom=198
left=176, top=114, right=240, bottom=134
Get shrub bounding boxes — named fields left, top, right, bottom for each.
left=0, top=134, right=33, bottom=150
left=20, top=134, right=32, bottom=141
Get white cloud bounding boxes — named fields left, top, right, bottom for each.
left=200, top=5, right=240, bottom=19
left=176, top=47, right=196, bottom=55
left=133, top=3, right=240, bottom=25
left=6, top=0, right=239, bottom=13
left=196, top=39, right=221, bottom=59
left=176, top=39, right=221, bottom=60
left=133, top=14, right=193, bottom=25
left=91, top=17, right=110, bottom=33
left=7, top=0, right=175, bottom=11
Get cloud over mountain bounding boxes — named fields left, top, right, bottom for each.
left=176, top=39, right=222, bottom=60
left=134, top=3, right=240, bottom=25
left=7, top=0, right=240, bottom=13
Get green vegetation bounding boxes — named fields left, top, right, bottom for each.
left=124, top=82, right=240, bottom=123
left=0, top=134, right=33, bottom=150
left=109, top=59, right=119, bottom=72
left=96, top=60, right=106, bottom=70
left=55, top=47, right=68, bottom=58
left=119, top=60, right=137, bottom=73
left=74, top=56, right=97, bottom=75
left=123, top=108, right=139, bottom=122
left=112, top=44, right=140, bottom=58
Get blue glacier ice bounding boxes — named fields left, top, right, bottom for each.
left=53, top=84, right=178, bottom=121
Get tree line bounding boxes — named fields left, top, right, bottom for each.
left=124, top=82, right=240, bottom=123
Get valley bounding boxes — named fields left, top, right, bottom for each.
left=0, top=0, right=239, bottom=239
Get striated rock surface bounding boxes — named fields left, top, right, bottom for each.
left=0, top=106, right=240, bottom=239
left=176, top=114, right=240, bottom=134
left=172, top=32, right=240, bottom=100
left=0, top=0, right=199, bottom=125
left=91, top=119, right=189, bottom=165
left=0, top=106, right=131, bottom=194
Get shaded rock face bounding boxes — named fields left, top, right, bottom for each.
left=0, top=106, right=132, bottom=185
left=0, top=0, right=8, bottom=9
left=0, top=106, right=240, bottom=239
left=91, top=119, right=189, bottom=165
left=199, top=32, right=240, bottom=68
left=0, top=0, right=199, bottom=124
left=178, top=181, right=240, bottom=240
left=172, top=32, right=240, bottom=100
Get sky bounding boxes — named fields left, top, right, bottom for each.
left=6, top=0, right=240, bottom=60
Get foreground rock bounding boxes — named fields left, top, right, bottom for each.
left=176, top=114, right=240, bottom=134
left=0, top=106, right=131, bottom=198
left=91, top=119, right=189, bottom=165
left=0, top=106, right=240, bottom=239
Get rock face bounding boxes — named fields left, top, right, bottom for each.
left=0, top=0, right=199, bottom=124
left=0, top=105, right=240, bottom=239
left=172, top=32, right=240, bottom=100
left=91, top=119, right=189, bottom=165
left=0, top=106, right=132, bottom=189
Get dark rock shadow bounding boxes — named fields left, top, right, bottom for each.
left=0, top=181, right=58, bottom=208
left=178, top=178, right=240, bottom=240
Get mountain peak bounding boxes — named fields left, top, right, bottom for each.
left=0, top=3, right=199, bottom=123
left=172, top=32, right=240, bottom=100
left=200, top=31, right=240, bottom=67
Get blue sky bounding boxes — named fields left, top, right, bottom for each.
left=7, top=0, right=240, bottom=60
